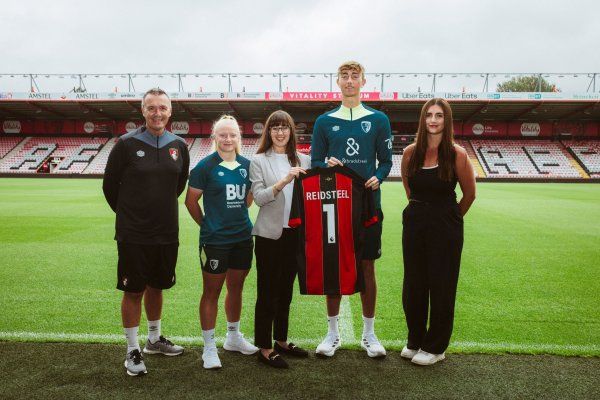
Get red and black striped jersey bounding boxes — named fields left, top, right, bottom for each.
left=288, top=166, right=378, bottom=295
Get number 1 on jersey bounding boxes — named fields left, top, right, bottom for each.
left=323, top=203, right=336, bottom=244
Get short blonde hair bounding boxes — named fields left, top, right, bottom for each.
left=337, top=61, right=365, bottom=79
left=211, top=115, right=241, bottom=154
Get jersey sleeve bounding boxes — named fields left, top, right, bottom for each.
left=188, top=162, right=207, bottom=190
left=102, top=139, right=125, bottom=212
left=374, top=115, right=393, bottom=182
left=177, top=142, right=190, bottom=196
left=362, top=186, right=378, bottom=227
left=288, top=177, right=303, bottom=228
left=310, top=116, right=328, bottom=168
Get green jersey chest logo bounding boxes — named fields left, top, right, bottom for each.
left=361, top=121, right=372, bottom=133
left=226, top=184, right=247, bottom=200
left=239, top=168, right=247, bottom=178
left=346, top=138, right=360, bottom=156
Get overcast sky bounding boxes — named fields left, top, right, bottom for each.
left=1, top=0, right=599, bottom=92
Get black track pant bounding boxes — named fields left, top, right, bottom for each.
left=402, top=201, right=464, bottom=354
left=254, top=229, right=298, bottom=349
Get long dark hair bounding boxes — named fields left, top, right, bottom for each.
left=407, top=98, right=456, bottom=181
left=256, top=110, right=300, bottom=167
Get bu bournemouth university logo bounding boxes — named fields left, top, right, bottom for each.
left=169, top=148, right=179, bottom=161
left=226, top=184, right=246, bottom=201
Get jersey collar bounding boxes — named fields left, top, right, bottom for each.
left=329, top=103, right=372, bottom=121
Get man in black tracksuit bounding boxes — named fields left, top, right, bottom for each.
left=103, top=88, right=189, bottom=376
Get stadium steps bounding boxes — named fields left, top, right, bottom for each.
left=563, top=148, right=590, bottom=178
left=562, top=140, right=600, bottom=178
left=463, top=140, right=486, bottom=178
left=188, top=138, right=205, bottom=169
left=1, top=137, right=30, bottom=163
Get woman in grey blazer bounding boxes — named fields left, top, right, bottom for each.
left=250, top=110, right=311, bottom=368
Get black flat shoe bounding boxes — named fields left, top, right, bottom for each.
left=274, top=342, right=309, bottom=358
left=258, top=351, right=288, bottom=369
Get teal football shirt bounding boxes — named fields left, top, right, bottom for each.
left=311, top=103, right=393, bottom=209
left=189, top=152, right=252, bottom=245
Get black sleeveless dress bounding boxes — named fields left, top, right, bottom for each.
left=401, top=166, right=464, bottom=354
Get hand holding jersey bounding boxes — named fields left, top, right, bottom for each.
left=326, top=156, right=380, bottom=190
left=251, top=110, right=312, bottom=368
left=273, top=166, right=307, bottom=194
left=288, top=165, right=378, bottom=296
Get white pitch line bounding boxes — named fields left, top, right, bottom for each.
left=1, top=331, right=599, bottom=353
left=338, top=296, right=356, bottom=343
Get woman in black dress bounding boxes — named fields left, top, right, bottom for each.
left=400, top=98, right=476, bottom=365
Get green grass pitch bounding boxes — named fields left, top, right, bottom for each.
left=0, top=178, right=598, bottom=356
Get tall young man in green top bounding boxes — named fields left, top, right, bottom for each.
left=311, top=61, right=393, bottom=358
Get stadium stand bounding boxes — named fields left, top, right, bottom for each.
left=563, top=140, right=600, bottom=178
left=240, top=137, right=259, bottom=159
left=0, top=137, right=107, bottom=174
left=456, top=139, right=486, bottom=178
left=390, top=154, right=402, bottom=177
left=387, top=139, right=485, bottom=179
left=189, top=138, right=212, bottom=168
left=0, top=137, right=24, bottom=159
left=83, top=138, right=117, bottom=174
left=55, top=143, right=103, bottom=174
left=471, top=140, right=583, bottom=178
left=1, top=135, right=598, bottom=180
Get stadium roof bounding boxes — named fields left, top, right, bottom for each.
left=1, top=72, right=599, bottom=122
left=1, top=92, right=599, bottom=122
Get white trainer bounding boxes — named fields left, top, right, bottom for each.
left=361, top=333, right=386, bottom=358
left=400, top=345, right=419, bottom=359
left=315, top=333, right=341, bottom=357
left=202, top=347, right=222, bottom=369
left=411, top=349, right=445, bottom=366
left=223, top=333, right=259, bottom=355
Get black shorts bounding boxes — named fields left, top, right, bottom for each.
left=117, top=242, right=179, bottom=292
left=201, top=238, right=254, bottom=274
left=362, top=209, right=384, bottom=261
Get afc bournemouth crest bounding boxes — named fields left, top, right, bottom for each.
left=361, top=121, right=372, bottom=133
left=169, top=148, right=179, bottom=161
left=239, top=168, right=247, bottom=178
left=209, top=259, right=219, bottom=270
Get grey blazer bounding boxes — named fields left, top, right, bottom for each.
left=250, top=149, right=311, bottom=240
